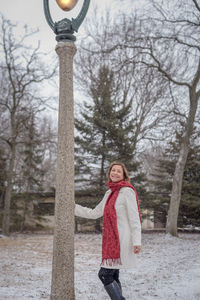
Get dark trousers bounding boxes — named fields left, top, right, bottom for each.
left=98, top=267, right=120, bottom=286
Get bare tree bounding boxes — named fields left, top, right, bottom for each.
left=104, top=0, right=200, bottom=236
left=75, top=16, right=171, bottom=155
left=76, top=0, right=200, bottom=235
left=0, top=15, right=56, bottom=235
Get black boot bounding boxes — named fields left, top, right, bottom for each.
left=118, top=282, right=126, bottom=300
left=104, top=280, right=124, bottom=300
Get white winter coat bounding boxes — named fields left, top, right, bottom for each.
left=75, top=187, right=141, bottom=269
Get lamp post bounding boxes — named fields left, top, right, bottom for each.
left=43, top=1, right=90, bottom=299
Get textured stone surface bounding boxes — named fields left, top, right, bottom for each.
left=50, top=41, right=77, bottom=300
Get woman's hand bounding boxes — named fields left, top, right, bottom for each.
left=134, top=245, right=141, bottom=254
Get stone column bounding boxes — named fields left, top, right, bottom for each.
left=50, top=41, right=77, bottom=300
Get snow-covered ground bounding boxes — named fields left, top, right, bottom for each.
left=0, top=232, right=200, bottom=300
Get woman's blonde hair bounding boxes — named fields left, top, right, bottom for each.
left=107, top=161, right=130, bottom=182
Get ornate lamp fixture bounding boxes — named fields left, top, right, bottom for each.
left=43, top=0, right=90, bottom=41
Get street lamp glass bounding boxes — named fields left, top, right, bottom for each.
left=56, top=0, right=79, bottom=11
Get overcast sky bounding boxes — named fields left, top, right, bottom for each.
left=0, top=0, right=94, bottom=52
left=0, top=0, right=139, bottom=53
left=0, top=0, right=142, bottom=119
left=0, top=1, right=120, bottom=111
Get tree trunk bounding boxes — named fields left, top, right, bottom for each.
left=2, top=144, right=16, bottom=236
left=20, top=193, right=29, bottom=232
left=95, top=146, right=106, bottom=232
left=166, top=88, right=198, bottom=236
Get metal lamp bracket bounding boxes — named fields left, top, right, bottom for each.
left=43, top=0, right=90, bottom=41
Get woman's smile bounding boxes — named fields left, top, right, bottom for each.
left=110, top=165, right=124, bottom=182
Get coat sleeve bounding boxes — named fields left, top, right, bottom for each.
left=125, top=188, right=141, bottom=246
left=75, top=190, right=109, bottom=219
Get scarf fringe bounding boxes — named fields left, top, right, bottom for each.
left=101, top=258, right=122, bottom=267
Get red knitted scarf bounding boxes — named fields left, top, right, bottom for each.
left=101, top=180, right=141, bottom=267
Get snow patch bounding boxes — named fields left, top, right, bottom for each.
left=0, top=233, right=200, bottom=299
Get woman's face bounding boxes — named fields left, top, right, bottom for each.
left=110, top=165, right=124, bottom=182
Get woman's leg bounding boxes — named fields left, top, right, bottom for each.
left=113, top=269, right=120, bottom=284
left=113, top=270, right=123, bottom=293
left=98, top=267, right=118, bottom=286
left=98, top=268, right=125, bottom=299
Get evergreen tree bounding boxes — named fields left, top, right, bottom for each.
left=0, top=147, right=6, bottom=211
left=75, top=65, right=138, bottom=197
left=180, top=135, right=200, bottom=226
left=17, top=114, right=45, bottom=231
left=20, top=114, right=45, bottom=191
left=75, top=65, right=150, bottom=230
left=149, top=130, right=200, bottom=227
left=147, top=151, right=173, bottom=226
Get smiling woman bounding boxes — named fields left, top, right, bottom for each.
left=75, top=161, right=142, bottom=299
left=108, top=162, right=130, bottom=183
left=109, top=165, right=124, bottom=183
